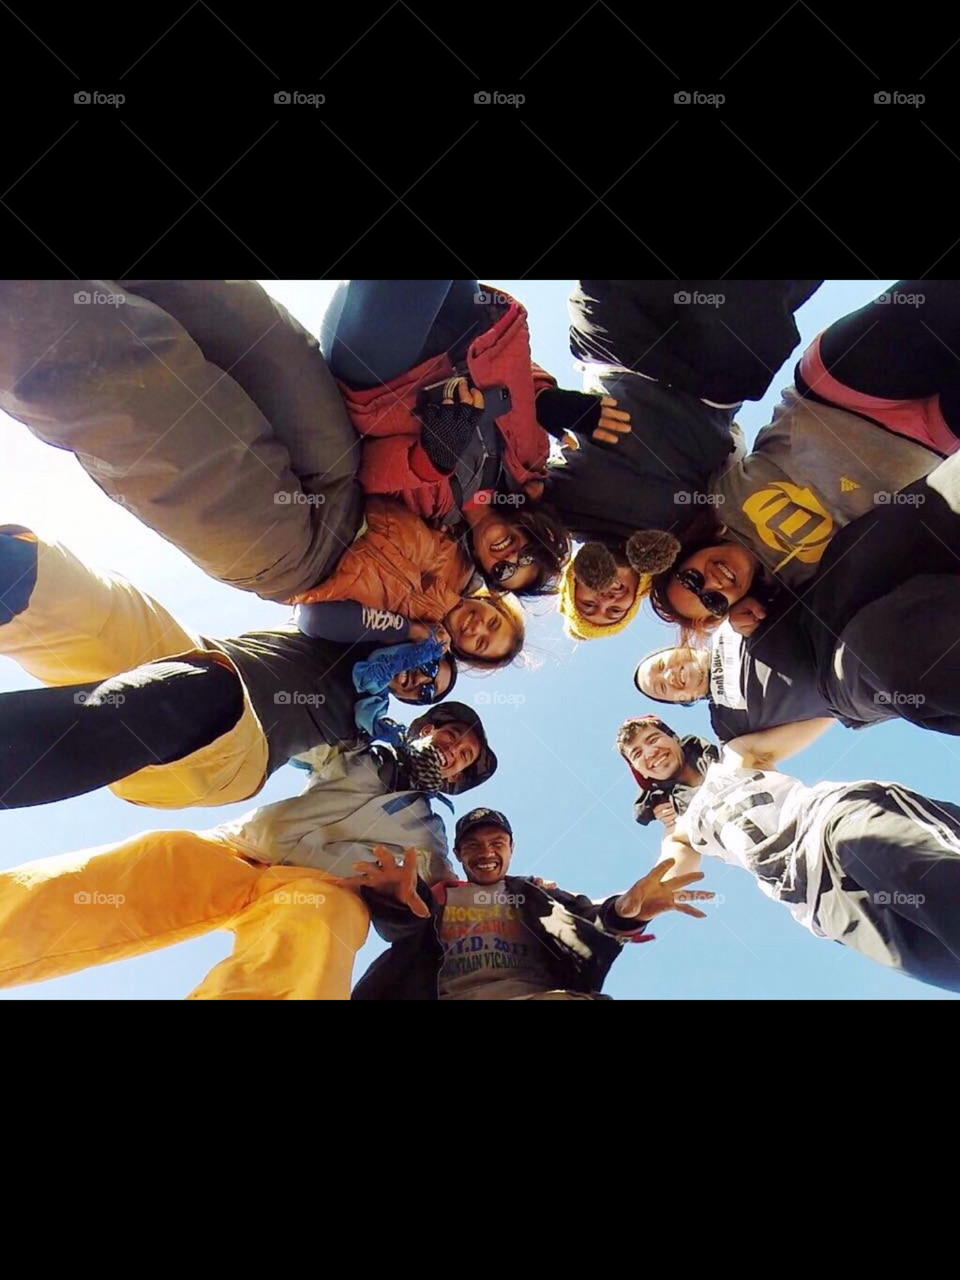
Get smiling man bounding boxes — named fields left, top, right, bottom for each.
left=352, top=806, right=711, bottom=1000
left=617, top=715, right=720, bottom=830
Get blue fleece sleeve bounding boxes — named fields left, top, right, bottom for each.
left=296, top=600, right=411, bottom=644
left=353, top=637, right=444, bottom=696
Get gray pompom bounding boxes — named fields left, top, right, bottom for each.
left=573, top=542, right=618, bottom=592
left=625, top=530, right=681, bottom=576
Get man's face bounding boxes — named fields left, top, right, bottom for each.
left=457, top=824, right=514, bottom=883
left=389, top=658, right=453, bottom=703
left=573, top=563, right=640, bottom=627
left=415, top=721, right=481, bottom=779
left=622, top=725, right=683, bottom=780
left=637, top=647, right=709, bottom=702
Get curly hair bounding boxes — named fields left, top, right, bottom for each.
left=646, top=510, right=747, bottom=645
left=469, top=501, right=572, bottom=598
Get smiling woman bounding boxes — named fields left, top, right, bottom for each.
left=444, top=591, right=525, bottom=668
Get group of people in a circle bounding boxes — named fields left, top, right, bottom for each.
left=2, top=277, right=960, bottom=999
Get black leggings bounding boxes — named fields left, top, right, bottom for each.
left=0, top=658, right=244, bottom=808
left=817, top=279, right=960, bottom=430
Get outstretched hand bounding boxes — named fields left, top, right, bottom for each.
left=350, top=845, right=431, bottom=918
left=615, top=858, right=714, bottom=923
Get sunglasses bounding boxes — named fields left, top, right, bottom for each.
left=674, top=568, right=730, bottom=618
left=416, top=657, right=443, bottom=704
left=491, top=545, right=537, bottom=585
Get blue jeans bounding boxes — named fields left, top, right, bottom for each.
left=321, top=279, right=480, bottom=389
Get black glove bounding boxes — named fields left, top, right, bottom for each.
left=534, top=388, right=603, bottom=440
left=420, top=399, right=484, bottom=476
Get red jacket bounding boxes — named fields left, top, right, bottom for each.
left=342, top=287, right=555, bottom=519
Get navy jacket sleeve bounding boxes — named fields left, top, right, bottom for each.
left=297, top=600, right=410, bottom=644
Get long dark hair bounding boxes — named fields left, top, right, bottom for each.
left=646, top=509, right=729, bottom=645
left=468, top=501, right=572, bottom=598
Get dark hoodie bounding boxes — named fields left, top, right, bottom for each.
left=545, top=280, right=822, bottom=544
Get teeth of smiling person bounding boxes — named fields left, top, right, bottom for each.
left=717, top=563, right=736, bottom=583
left=490, top=536, right=511, bottom=553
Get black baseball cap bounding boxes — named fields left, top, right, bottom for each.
left=454, top=807, right=513, bottom=848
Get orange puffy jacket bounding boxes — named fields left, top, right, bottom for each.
left=288, top=498, right=474, bottom=624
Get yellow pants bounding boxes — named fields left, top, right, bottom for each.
left=0, top=828, right=369, bottom=999
left=0, top=526, right=268, bottom=808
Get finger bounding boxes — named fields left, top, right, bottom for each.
left=402, top=846, right=420, bottom=878
left=400, top=887, right=431, bottom=919
left=472, top=388, right=485, bottom=410
left=599, top=407, right=631, bottom=423
left=598, top=415, right=632, bottom=433
left=351, top=862, right=375, bottom=876
left=592, top=429, right=622, bottom=445
left=600, top=396, right=620, bottom=408
left=562, top=432, right=580, bottom=450
left=373, top=844, right=398, bottom=869
left=654, top=858, right=676, bottom=880
left=670, top=871, right=707, bottom=887
left=457, top=380, right=472, bottom=405
left=676, top=904, right=708, bottom=919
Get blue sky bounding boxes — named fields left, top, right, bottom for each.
left=2, top=278, right=956, bottom=1001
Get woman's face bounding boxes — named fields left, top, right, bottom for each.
left=470, top=513, right=539, bottom=593
left=574, top=564, right=641, bottom=627
left=665, top=542, right=757, bottom=621
left=389, top=658, right=453, bottom=703
left=446, top=597, right=518, bottom=661
left=637, top=647, right=709, bottom=702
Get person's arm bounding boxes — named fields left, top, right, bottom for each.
left=656, top=827, right=703, bottom=881
left=723, top=716, right=836, bottom=770
left=296, top=600, right=411, bottom=644
left=535, top=388, right=632, bottom=446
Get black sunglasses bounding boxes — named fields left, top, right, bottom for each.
left=674, top=568, right=730, bottom=618
left=416, top=657, right=443, bottom=704
left=491, top=545, right=536, bottom=585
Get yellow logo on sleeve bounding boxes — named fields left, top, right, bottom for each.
left=741, top=482, right=834, bottom=571
left=840, top=476, right=860, bottom=493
